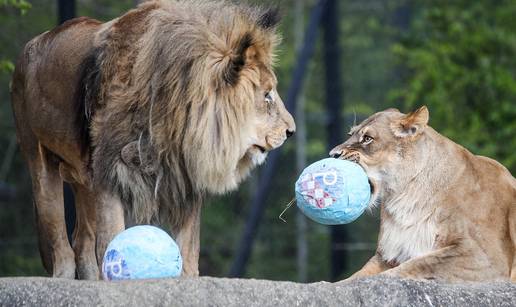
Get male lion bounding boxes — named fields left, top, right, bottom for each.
left=11, top=0, right=295, bottom=280
left=330, top=106, right=516, bottom=282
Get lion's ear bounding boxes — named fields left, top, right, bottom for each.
left=257, top=7, right=281, bottom=30
left=391, top=105, right=429, bottom=138
left=222, top=33, right=253, bottom=86
left=220, top=8, right=280, bottom=87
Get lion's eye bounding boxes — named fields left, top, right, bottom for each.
left=361, top=135, right=374, bottom=145
left=265, top=91, right=273, bottom=104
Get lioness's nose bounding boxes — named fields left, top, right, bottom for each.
left=329, top=146, right=343, bottom=158
left=286, top=129, right=295, bottom=138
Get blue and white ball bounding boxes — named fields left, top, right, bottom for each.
left=102, top=225, right=182, bottom=281
left=295, top=158, right=371, bottom=225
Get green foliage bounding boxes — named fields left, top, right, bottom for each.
left=0, top=253, right=46, bottom=276
left=0, top=0, right=31, bottom=74
left=0, top=0, right=32, bottom=15
left=0, top=59, right=14, bottom=74
left=392, top=0, right=516, bottom=171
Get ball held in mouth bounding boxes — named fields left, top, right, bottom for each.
left=295, top=158, right=371, bottom=225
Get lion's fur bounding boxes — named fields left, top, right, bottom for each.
left=11, top=0, right=294, bottom=279
left=331, top=107, right=516, bottom=282
left=84, top=0, right=283, bottom=228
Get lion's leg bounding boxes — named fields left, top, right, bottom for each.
left=28, top=144, right=76, bottom=278
left=509, top=205, right=516, bottom=282
left=176, top=204, right=201, bottom=277
left=382, top=245, right=497, bottom=281
left=70, top=183, right=99, bottom=280
left=342, top=253, right=392, bottom=281
left=95, top=191, right=125, bottom=276
left=34, top=199, right=53, bottom=274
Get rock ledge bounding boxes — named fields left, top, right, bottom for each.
left=0, top=275, right=514, bottom=306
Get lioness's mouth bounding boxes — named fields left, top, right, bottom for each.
left=368, top=179, right=375, bottom=195
left=366, top=177, right=381, bottom=208
left=337, top=153, right=379, bottom=206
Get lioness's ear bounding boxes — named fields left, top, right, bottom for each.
left=385, top=108, right=400, bottom=113
left=391, top=105, right=429, bottom=138
left=222, top=33, right=253, bottom=86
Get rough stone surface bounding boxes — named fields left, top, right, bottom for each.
left=0, top=275, right=514, bottom=307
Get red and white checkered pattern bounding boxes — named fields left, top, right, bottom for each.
left=298, top=173, right=336, bottom=209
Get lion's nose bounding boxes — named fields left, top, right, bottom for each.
left=329, top=147, right=343, bottom=158
left=286, top=129, right=295, bottom=138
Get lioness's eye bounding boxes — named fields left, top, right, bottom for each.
left=362, top=135, right=374, bottom=145
left=265, top=91, right=273, bottom=104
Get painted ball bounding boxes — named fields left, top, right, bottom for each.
left=102, top=225, right=182, bottom=281
left=295, top=158, right=371, bottom=225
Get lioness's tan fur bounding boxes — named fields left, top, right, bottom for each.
left=331, top=106, right=516, bottom=282
left=11, top=0, right=294, bottom=279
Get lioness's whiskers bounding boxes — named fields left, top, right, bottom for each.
left=279, top=198, right=296, bottom=223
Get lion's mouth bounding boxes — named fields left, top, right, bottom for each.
left=252, top=144, right=267, bottom=153
left=241, top=144, right=268, bottom=167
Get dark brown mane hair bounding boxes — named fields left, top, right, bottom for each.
left=86, top=0, right=281, bottom=230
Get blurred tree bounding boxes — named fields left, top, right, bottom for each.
left=0, top=0, right=44, bottom=276
left=0, top=0, right=30, bottom=14
left=392, top=0, right=516, bottom=172
left=0, top=0, right=31, bottom=74
left=322, top=0, right=348, bottom=282
left=294, top=0, right=308, bottom=283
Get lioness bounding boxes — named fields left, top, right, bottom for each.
left=11, top=0, right=295, bottom=280
left=330, top=106, right=516, bottom=282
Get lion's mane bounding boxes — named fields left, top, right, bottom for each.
left=82, top=0, right=280, bottom=229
